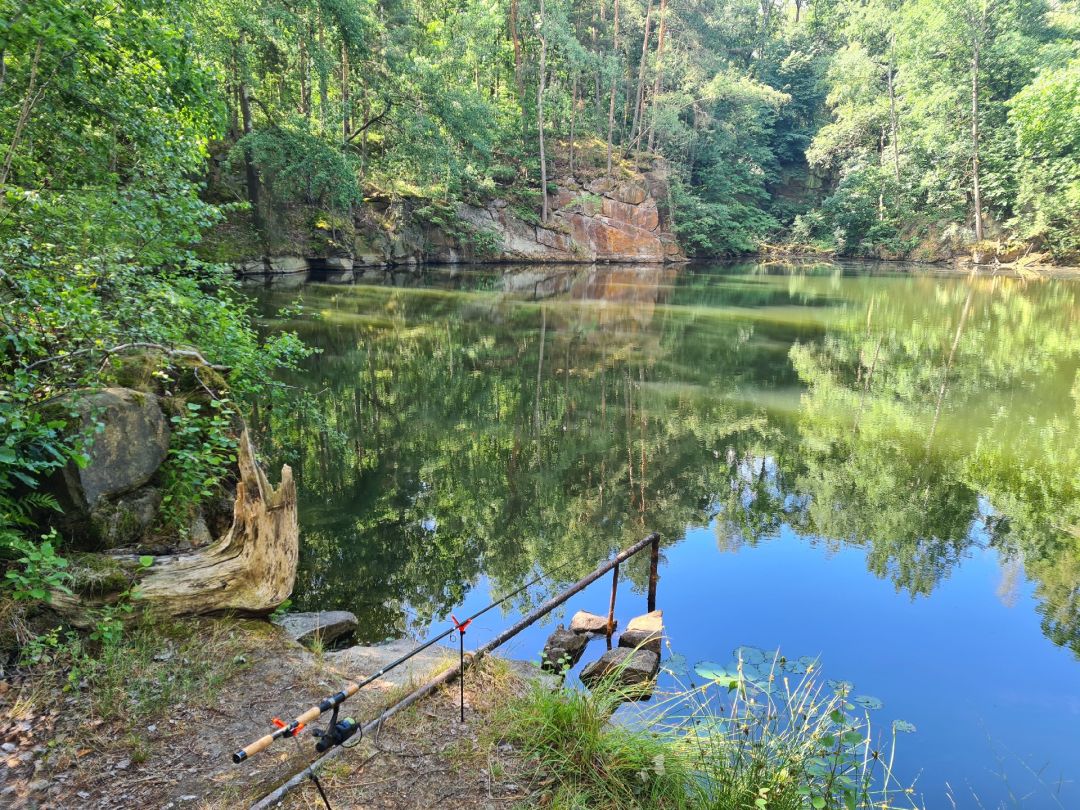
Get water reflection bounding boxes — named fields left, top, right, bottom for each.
left=253, top=261, right=1080, bottom=657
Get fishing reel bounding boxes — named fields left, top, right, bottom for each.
left=312, top=704, right=360, bottom=753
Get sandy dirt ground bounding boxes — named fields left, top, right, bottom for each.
left=0, top=621, right=545, bottom=810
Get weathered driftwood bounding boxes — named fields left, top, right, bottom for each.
left=53, top=430, right=297, bottom=620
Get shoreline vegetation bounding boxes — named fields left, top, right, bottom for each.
left=1, top=604, right=923, bottom=809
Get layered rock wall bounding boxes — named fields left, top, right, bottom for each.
left=232, top=165, right=686, bottom=280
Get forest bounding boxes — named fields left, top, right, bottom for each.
left=3, top=0, right=1079, bottom=267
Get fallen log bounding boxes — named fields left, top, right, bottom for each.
left=52, top=429, right=298, bottom=620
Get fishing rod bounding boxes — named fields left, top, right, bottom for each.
left=232, top=556, right=584, bottom=764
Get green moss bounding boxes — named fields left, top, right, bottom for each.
left=194, top=209, right=265, bottom=264
left=67, top=553, right=138, bottom=596
left=109, top=351, right=167, bottom=392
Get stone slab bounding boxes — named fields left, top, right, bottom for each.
left=579, top=647, right=659, bottom=694
left=570, top=610, right=615, bottom=636
left=274, top=611, right=358, bottom=648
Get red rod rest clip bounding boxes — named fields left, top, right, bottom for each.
left=272, top=717, right=305, bottom=737
left=451, top=614, right=472, bottom=634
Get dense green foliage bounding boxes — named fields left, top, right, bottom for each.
left=5, top=0, right=1074, bottom=287
left=0, top=0, right=309, bottom=613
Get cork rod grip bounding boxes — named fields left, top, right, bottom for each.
left=233, top=733, right=274, bottom=763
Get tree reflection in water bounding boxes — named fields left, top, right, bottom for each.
left=252, top=262, right=1080, bottom=654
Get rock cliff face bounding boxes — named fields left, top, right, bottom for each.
left=454, top=171, right=683, bottom=264
left=233, top=165, right=685, bottom=279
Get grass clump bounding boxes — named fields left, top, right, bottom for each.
left=494, top=647, right=923, bottom=810
left=496, top=677, right=695, bottom=809
left=9, top=611, right=248, bottom=728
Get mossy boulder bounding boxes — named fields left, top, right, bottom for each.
left=56, top=388, right=170, bottom=513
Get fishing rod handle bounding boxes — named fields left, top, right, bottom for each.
left=234, top=685, right=361, bottom=764
left=233, top=732, right=275, bottom=763
left=233, top=703, right=325, bottom=763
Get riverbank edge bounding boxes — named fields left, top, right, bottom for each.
left=0, top=612, right=559, bottom=808
left=233, top=249, right=1080, bottom=285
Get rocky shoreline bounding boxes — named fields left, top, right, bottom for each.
left=223, top=165, right=688, bottom=282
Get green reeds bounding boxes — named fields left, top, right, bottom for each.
left=496, top=645, right=923, bottom=810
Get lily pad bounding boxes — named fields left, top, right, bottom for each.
left=892, top=719, right=917, bottom=734
left=853, top=695, right=884, bottom=710
left=695, top=661, right=741, bottom=683
left=827, top=679, right=853, bottom=694
left=786, top=655, right=817, bottom=674
left=662, top=652, right=689, bottom=676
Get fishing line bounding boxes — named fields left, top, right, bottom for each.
left=234, top=541, right=650, bottom=765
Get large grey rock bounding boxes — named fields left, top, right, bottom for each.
left=618, top=610, right=664, bottom=655
left=579, top=647, right=659, bottom=694
left=327, top=639, right=455, bottom=690
left=323, top=255, right=354, bottom=271
left=505, top=659, right=561, bottom=692
left=273, top=611, right=358, bottom=648
left=60, top=388, right=170, bottom=511
left=267, top=256, right=309, bottom=274
left=234, top=259, right=267, bottom=276
left=570, top=610, right=614, bottom=636
left=541, top=625, right=589, bottom=672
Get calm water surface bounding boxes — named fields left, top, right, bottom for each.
left=253, top=261, right=1080, bottom=808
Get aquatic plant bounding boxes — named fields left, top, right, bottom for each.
left=497, top=645, right=922, bottom=810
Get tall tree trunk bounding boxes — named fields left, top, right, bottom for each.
left=537, top=0, right=550, bottom=223
left=226, top=50, right=240, bottom=141
left=509, top=0, right=526, bottom=136
left=629, top=0, right=654, bottom=153
left=593, top=3, right=602, bottom=119
left=647, top=0, right=667, bottom=152
left=237, top=37, right=262, bottom=231
left=0, top=40, right=42, bottom=190
left=318, top=20, right=328, bottom=134
left=341, top=42, right=351, bottom=142
left=971, top=39, right=984, bottom=243
left=888, top=58, right=900, bottom=183
left=569, top=73, right=578, bottom=177
left=758, top=0, right=773, bottom=63
left=606, top=0, right=621, bottom=177
left=299, top=35, right=312, bottom=121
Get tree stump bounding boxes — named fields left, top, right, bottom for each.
left=52, top=430, right=298, bottom=620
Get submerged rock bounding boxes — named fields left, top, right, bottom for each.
left=570, top=610, right=614, bottom=636
left=579, top=647, right=659, bottom=695
left=273, top=610, right=358, bottom=648
left=541, top=625, right=589, bottom=672
left=618, top=610, right=664, bottom=655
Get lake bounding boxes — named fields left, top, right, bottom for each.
left=252, top=260, right=1080, bottom=808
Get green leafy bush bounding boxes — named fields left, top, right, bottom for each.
left=159, top=401, right=239, bottom=533
left=234, top=128, right=362, bottom=215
